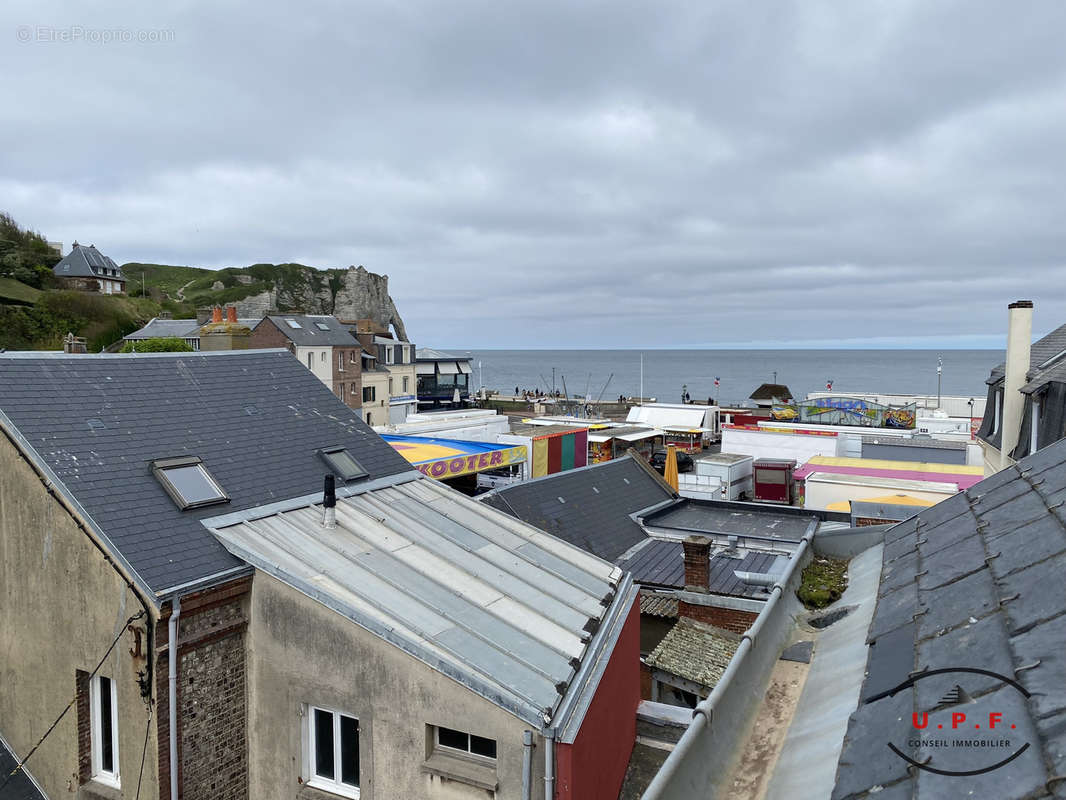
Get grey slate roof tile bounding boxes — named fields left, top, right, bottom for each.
left=868, top=579, right=918, bottom=641
left=833, top=437, right=1066, bottom=800
left=0, top=733, right=46, bottom=800
left=917, top=534, right=985, bottom=591
left=479, top=456, right=671, bottom=562
left=916, top=611, right=1014, bottom=699
left=986, top=515, right=1066, bottom=578
left=999, top=554, right=1066, bottom=634
left=1011, top=614, right=1066, bottom=719
left=915, top=686, right=1047, bottom=800
left=0, top=351, right=413, bottom=596
left=832, top=691, right=914, bottom=800
left=916, top=566, right=998, bottom=640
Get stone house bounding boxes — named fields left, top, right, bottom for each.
left=248, top=314, right=364, bottom=411
left=0, top=349, right=640, bottom=800
left=52, top=243, right=126, bottom=295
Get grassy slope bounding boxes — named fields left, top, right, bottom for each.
left=0, top=277, right=43, bottom=304
left=1, top=261, right=348, bottom=350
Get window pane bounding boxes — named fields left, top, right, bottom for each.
left=438, top=727, right=468, bottom=752
left=314, top=709, right=335, bottom=780
left=470, top=735, right=497, bottom=760
left=163, top=465, right=223, bottom=504
left=99, top=677, right=114, bottom=772
left=340, top=715, right=360, bottom=787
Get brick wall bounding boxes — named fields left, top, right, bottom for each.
left=677, top=602, right=757, bottom=634
left=75, top=670, right=91, bottom=784
left=157, top=578, right=250, bottom=800
left=247, top=319, right=292, bottom=351
left=331, top=346, right=363, bottom=410
left=640, top=662, right=653, bottom=701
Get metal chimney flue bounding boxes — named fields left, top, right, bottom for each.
left=322, top=474, right=337, bottom=529
left=1001, top=300, right=1033, bottom=466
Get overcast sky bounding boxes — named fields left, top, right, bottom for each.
left=3, top=1, right=1065, bottom=348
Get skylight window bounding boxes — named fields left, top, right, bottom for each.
left=319, top=447, right=369, bottom=482
left=315, top=322, right=331, bottom=331
left=285, top=319, right=302, bottom=329
left=151, top=456, right=229, bottom=510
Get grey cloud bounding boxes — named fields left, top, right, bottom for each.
left=2, top=0, right=1065, bottom=347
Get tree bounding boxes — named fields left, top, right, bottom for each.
left=120, top=337, right=194, bottom=353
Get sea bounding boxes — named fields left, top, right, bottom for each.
left=446, top=349, right=999, bottom=407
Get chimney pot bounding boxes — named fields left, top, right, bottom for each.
left=322, top=474, right=337, bottom=529
left=226, top=305, right=238, bottom=323
left=211, top=305, right=223, bottom=323
left=682, top=535, right=712, bottom=593
left=1001, top=300, right=1034, bottom=465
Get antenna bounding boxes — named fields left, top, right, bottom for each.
left=595, top=373, right=614, bottom=404
left=640, top=353, right=644, bottom=406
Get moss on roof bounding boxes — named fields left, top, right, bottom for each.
left=645, top=618, right=741, bottom=688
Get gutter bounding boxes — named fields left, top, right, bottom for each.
left=642, top=520, right=816, bottom=797
left=169, top=596, right=182, bottom=800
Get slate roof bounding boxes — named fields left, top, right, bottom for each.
left=0, top=350, right=413, bottom=600
left=640, top=594, right=679, bottom=618
left=0, top=732, right=46, bottom=800
left=987, top=321, right=1066, bottom=385
left=210, top=477, right=632, bottom=734
left=749, top=383, right=793, bottom=401
left=124, top=317, right=263, bottom=341
left=619, top=543, right=783, bottom=594
left=832, top=438, right=1066, bottom=800
left=645, top=618, right=741, bottom=688
left=479, top=455, right=673, bottom=562
left=52, top=243, right=124, bottom=281
left=124, top=318, right=201, bottom=339
left=264, top=315, right=360, bottom=347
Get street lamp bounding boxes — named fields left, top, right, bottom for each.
left=937, top=356, right=943, bottom=409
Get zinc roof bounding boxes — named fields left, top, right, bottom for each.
left=209, top=477, right=628, bottom=731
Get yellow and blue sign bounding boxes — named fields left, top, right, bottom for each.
left=383, top=435, right=527, bottom=480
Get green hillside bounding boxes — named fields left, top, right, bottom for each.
left=0, top=212, right=361, bottom=351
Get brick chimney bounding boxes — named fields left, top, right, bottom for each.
left=1001, top=300, right=1033, bottom=466
left=196, top=307, right=213, bottom=325
left=682, top=536, right=711, bottom=593
left=226, top=305, right=238, bottom=323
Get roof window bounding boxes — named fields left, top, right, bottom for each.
left=314, top=322, right=331, bottom=331
left=151, top=456, right=229, bottom=510
left=319, top=447, right=369, bottom=482
left=285, top=319, right=302, bottom=329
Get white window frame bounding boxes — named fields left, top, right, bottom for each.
left=385, top=347, right=395, bottom=365
left=306, top=706, right=360, bottom=798
left=90, top=675, right=121, bottom=788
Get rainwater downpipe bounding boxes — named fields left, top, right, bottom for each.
left=522, top=730, right=534, bottom=800
left=169, top=595, right=181, bottom=800
left=543, top=727, right=555, bottom=800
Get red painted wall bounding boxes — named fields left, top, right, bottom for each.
left=554, top=597, right=640, bottom=800
left=573, top=429, right=588, bottom=467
